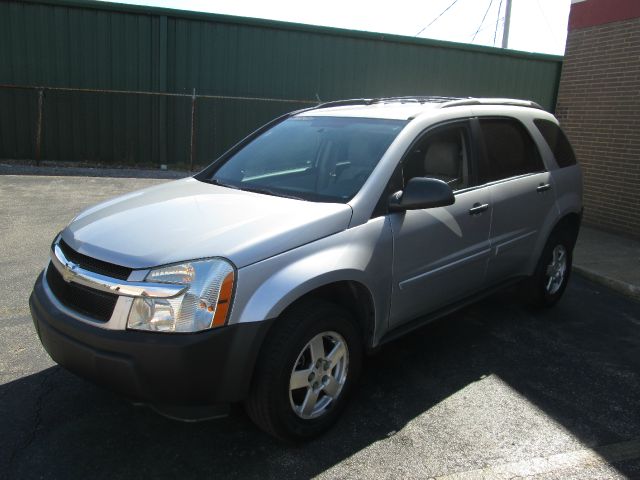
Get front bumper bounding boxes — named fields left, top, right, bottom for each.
left=30, top=271, right=272, bottom=405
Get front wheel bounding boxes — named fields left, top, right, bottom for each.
left=522, top=231, right=574, bottom=308
left=245, top=299, right=363, bottom=441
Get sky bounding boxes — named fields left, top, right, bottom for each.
left=98, top=0, right=572, bottom=56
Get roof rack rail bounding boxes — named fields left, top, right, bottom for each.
left=371, top=96, right=461, bottom=104
left=310, top=96, right=544, bottom=112
left=314, top=98, right=374, bottom=109
left=441, top=98, right=544, bottom=110
left=313, top=96, right=461, bottom=110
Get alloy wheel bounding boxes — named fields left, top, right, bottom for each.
left=545, top=244, right=567, bottom=295
left=289, top=331, right=349, bottom=419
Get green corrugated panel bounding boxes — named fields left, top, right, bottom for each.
left=38, top=90, right=190, bottom=166
left=0, top=88, right=38, bottom=159
left=0, top=0, right=563, bottom=167
left=194, top=98, right=310, bottom=167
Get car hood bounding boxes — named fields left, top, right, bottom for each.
left=61, top=178, right=352, bottom=270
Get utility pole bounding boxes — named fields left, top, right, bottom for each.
left=502, top=0, right=512, bottom=48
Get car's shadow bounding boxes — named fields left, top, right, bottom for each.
left=1, top=276, right=639, bottom=479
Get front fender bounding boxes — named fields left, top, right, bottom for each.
left=228, top=216, right=393, bottom=346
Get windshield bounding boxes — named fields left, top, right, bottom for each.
left=201, top=116, right=407, bottom=203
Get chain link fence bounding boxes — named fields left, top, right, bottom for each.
left=0, top=84, right=317, bottom=171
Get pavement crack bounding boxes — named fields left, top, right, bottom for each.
left=5, top=368, right=59, bottom=472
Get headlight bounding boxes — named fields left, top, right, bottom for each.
left=127, top=258, right=235, bottom=333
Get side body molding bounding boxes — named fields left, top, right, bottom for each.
left=228, top=216, right=394, bottom=348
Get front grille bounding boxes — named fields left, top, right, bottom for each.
left=46, top=263, right=119, bottom=322
left=58, top=239, right=132, bottom=280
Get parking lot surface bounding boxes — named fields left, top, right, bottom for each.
left=1, top=174, right=640, bottom=479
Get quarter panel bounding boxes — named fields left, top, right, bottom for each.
left=551, top=164, right=583, bottom=217
left=525, top=164, right=583, bottom=272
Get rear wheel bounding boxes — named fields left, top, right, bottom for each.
left=245, top=299, right=363, bottom=441
left=522, top=230, right=573, bottom=308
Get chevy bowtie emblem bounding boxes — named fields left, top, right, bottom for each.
left=61, top=260, right=78, bottom=283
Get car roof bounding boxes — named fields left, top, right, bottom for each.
left=295, top=97, right=545, bottom=120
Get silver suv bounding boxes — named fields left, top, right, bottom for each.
left=30, top=97, right=582, bottom=440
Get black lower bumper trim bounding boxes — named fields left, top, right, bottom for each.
left=30, top=272, right=273, bottom=405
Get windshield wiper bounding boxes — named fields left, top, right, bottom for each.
left=202, top=178, right=240, bottom=190
left=238, top=185, right=305, bottom=201
left=203, top=178, right=304, bottom=201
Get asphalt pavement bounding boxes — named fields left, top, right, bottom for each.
left=1, top=174, right=640, bottom=479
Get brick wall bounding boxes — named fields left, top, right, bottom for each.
left=555, top=16, right=640, bottom=238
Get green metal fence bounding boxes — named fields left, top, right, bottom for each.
left=0, top=0, right=564, bottom=169
left=0, top=84, right=313, bottom=169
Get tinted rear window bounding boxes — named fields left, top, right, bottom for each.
left=478, top=118, right=545, bottom=183
left=534, top=119, right=577, bottom=168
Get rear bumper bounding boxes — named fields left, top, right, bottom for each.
left=30, top=272, right=272, bottom=405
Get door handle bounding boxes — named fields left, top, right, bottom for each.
left=469, top=203, right=489, bottom=215
left=536, top=183, right=552, bottom=193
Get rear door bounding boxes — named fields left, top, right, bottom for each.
left=476, top=117, right=556, bottom=284
left=389, top=120, right=492, bottom=327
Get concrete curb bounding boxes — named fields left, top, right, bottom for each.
left=573, top=265, right=640, bottom=302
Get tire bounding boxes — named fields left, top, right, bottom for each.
left=245, top=299, right=363, bottom=441
left=521, top=229, right=574, bottom=308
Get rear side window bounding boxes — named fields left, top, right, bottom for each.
left=534, top=119, right=577, bottom=168
left=478, top=118, right=544, bottom=183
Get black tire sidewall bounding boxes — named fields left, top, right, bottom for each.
left=257, top=302, right=363, bottom=440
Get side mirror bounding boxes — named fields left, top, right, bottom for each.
left=388, top=177, right=455, bottom=212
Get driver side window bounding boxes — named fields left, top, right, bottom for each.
left=402, top=123, right=471, bottom=191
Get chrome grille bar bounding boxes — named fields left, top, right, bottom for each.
left=50, top=243, right=187, bottom=299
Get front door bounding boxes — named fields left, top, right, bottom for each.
left=388, top=121, right=492, bottom=328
